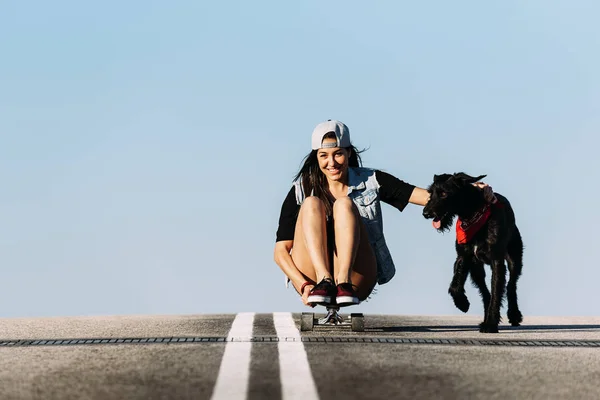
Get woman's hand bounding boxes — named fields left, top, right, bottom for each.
left=472, top=182, right=497, bottom=203
left=301, top=284, right=316, bottom=308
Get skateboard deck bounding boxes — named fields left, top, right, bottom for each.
left=300, top=306, right=364, bottom=332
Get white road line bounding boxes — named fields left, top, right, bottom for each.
left=273, top=312, right=320, bottom=400
left=210, top=312, right=255, bottom=400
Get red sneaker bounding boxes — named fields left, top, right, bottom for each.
left=336, top=283, right=359, bottom=306
left=307, top=278, right=336, bottom=305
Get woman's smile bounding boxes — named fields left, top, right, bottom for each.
left=318, top=138, right=349, bottom=181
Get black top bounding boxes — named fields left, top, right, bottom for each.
left=275, top=170, right=416, bottom=242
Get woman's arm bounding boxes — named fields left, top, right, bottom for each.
left=408, top=187, right=430, bottom=206
left=274, top=241, right=305, bottom=292
left=273, top=241, right=315, bottom=305
left=274, top=187, right=316, bottom=306
left=407, top=182, right=494, bottom=207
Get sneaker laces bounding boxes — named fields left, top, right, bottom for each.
left=313, top=278, right=335, bottom=291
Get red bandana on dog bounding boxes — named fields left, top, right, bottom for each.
left=456, top=206, right=491, bottom=244
left=456, top=202, right=503, bottom=244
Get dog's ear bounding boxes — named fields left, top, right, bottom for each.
left=433, top=174, right=452, bottom=183
left=453, top=173, right=487, bottom=184
left=471, top=174, right=487, bottom=183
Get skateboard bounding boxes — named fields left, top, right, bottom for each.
left=300, top=306, right=364, bottom=332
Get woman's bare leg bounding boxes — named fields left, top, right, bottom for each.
left=332, top=199, right=377, bottom=301
left=290, top=196, right=333, bottom=284
left=290, top=196, right=376, bottom=303
left=331, top=197, right=360, bottom=284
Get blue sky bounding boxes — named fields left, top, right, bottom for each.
left=1, top=1, right=598, bottom=318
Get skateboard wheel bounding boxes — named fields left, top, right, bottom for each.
left=300, top=312, right=314, bottom=331
left=350, top=313, right=364, bottom=332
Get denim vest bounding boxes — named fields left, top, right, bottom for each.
left=292, top=167, right=395, bottom=285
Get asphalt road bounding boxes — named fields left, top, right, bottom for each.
left=1, top=313, right=599, bottom=400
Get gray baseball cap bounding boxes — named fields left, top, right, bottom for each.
left=311, top=120, right=351, bottom=150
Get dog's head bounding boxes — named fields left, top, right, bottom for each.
left=422, top=172, right=487, bottom=232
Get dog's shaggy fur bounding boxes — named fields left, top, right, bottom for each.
left=422, top=173, right=524, bottom=333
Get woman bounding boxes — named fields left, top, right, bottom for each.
left=273, top=119, right=431, bottom=307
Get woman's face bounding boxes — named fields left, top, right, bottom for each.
left=317, top=138, right=350, bottom=182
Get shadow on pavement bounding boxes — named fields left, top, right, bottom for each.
left=372, top=324, right=600, bottom=333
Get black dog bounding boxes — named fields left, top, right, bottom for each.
left=422, top=173, right=524, bottom=333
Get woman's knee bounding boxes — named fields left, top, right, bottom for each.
left=332, top=196, right=356, bottom=216
left=299, top=197, right=328, bottom=225
left=301, top=196, right=326, bottom=215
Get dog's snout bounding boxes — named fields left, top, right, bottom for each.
left=422, top=207, right=433, bottom=219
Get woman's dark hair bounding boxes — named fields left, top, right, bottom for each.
left=294, top=132, right=365, bottom=217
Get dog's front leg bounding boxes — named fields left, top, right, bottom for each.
left=448, top=256, right=470, bottom=313
left=480, top=257, right=507, bottom=333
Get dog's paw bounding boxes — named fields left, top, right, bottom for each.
left=507, top=309, right=523, bottom=326
left=452, top=294, right=470, bottom=313
left=479, top=322, right=499, bottom=333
